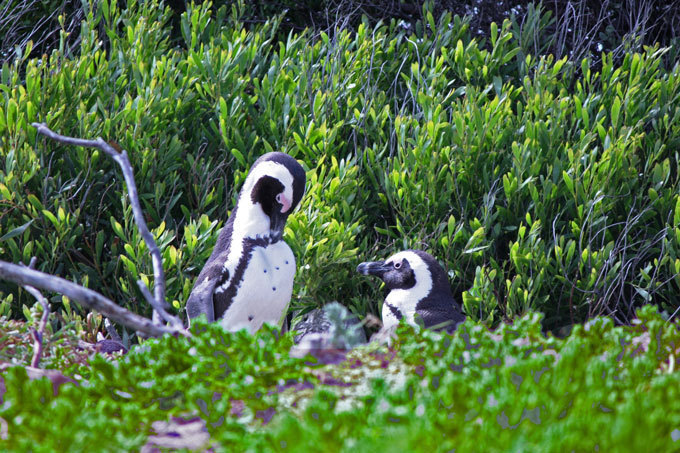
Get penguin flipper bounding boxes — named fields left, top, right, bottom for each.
left=187, top=250, right=234, bottom=324
left=186, top=272, right=217, bottom=324
left=186, top=219, right=237, bottom=325
left=420, top=307, right=464, bottom=333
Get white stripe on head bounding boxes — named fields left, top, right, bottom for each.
left=221, top=160, right=296, bottom=293
left=232, top=161, right=295, bottom=240
left=383, top=250, right=432, bottom=328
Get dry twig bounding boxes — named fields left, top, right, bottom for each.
left=22, top=257, right=51, bottom=368
left=0, top=123, right=189, bottom=339
left=0, top=261, right=186, bottom=337
left=31, top=122, right=170, bottom=324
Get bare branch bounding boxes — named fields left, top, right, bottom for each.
left=0, top=260, right=188, bottom=338
left=31, top=122, right=167, bottom=323
left=27, top=301, right=49, bottom=368
left=136, top=280, right=184, bottom=331
left=22, top=258, right=51, bottom=368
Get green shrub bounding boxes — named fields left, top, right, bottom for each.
left=2, top=306, right=679, bottom=451
left=1, top=0, right=680, bottom=331
left=3, top=2, right=680, bottom=450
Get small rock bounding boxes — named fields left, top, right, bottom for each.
left=142, top=416, right=211, bottom=452
left=290, top=303, right=367, bottom=361
left=292, top=302, right=366, bottom=348
left=95, top=339, right=128, bottom=354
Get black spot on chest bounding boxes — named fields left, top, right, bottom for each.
left=386, top=302, right=403, bottom=320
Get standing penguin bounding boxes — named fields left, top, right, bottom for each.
left=186, top=152, right=306, bottom=333
left=357, top=250, right=465, bottom=332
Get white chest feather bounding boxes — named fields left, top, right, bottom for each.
left=382, top=290, right=420, bottom=329
left=381, top=299, right=401, bottom=330
left=219, top=241, right=296, bottom=333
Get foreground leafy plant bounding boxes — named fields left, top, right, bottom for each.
left=2, top=306, right=679, bottom=451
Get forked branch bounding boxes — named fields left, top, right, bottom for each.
left=0, top=123, right=189, bottom=339
left=31, top=122, right=170, bottom=324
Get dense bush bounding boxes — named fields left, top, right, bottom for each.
left=2, top=305, right=679, bottom=450
left=2, top=0, right=680, bottom=331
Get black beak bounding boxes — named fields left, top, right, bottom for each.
left=357, top=261, right=389, bottom=276
left=269, top=210, right=287, bottom=242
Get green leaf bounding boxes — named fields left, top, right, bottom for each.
left=447, top=215, right=456, bottom=239
left=7, top=98, right=17, bottom=126
left=22, top=304, right=32, bottom=321
left=562, top=171, right=574, bottom=195
left=120, top=255, right=137, bottom=275
left=490, top=21, right=498, bottom=45
left=95, top=231, right=105, bottom=262
left=42, top=210, right=59, bottom=229
left=611, top=96, right=621, bottom=130
left=110, top=217, right=125, bottom=240
left=464, top=244, right=491, bottom=254
left=231, top=148, right=245, bottom=167
left=0, top=220, right=33, bottom=241
left=26, top=194, right=43, bottom=211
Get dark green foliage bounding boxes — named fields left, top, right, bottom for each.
left=2, top=306, right=679, bottom=451
left=3, top=1, right=680, bottom=449
left=0, top=0, right=84, bottom=64
left=2, top=1, right=680, bottom=330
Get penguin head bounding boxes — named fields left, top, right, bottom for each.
left=356, top=252, right=419, bottom=291
left=358, top=250, right=463, bottom=332
left=236, top=152, right=306, bottom=241
left=357, top=249, right=445, bottom=292
left=358, top=249, right=453, bottom=293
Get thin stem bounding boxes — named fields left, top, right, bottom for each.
left=31, top=122, right=168, bottom=322
left=23, top=257, right=50, bottom=368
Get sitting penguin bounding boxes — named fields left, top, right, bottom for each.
left=357, top=250, right=465, bottom=333
left=186, top=152, right=306, bottom=333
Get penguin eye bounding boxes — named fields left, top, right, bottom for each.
left=393, top=260, right=402, bottom=269
left=275, top=193, right=282, bottom=204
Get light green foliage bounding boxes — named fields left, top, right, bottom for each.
left=0, top=319, right=315, bottom=451
left=2, top=306, right=679, bottom=451
left=1, top=1, right=680, bottom=330
left=287, top=155, right=367, bottom=312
